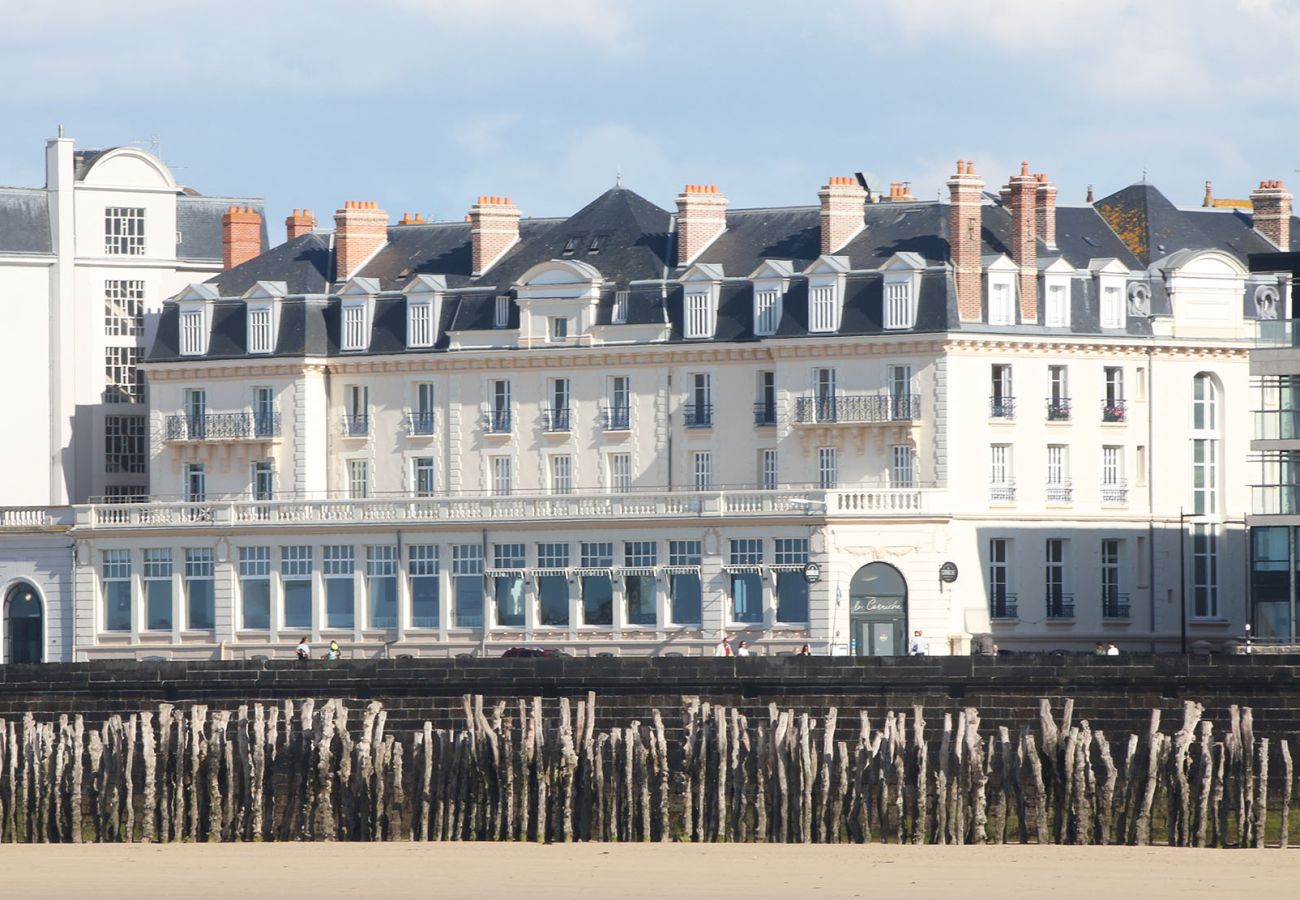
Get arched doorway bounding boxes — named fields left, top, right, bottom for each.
left=849, top=563, right=907, bottom=657
left=4, top=583, right=43, bottom=664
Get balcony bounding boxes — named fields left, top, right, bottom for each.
left=74, top=485, right=946, bottom=531
left=1102, top=592, right=1131, bottom=620
left=1254, top=409, right=1300, bottom=442
left=1102, top=399, right=1127, bottom=423
left=1045, top=593, right=1075, bottom=619
left=1046, top=398, right=1071, bottom=421
left=542, top=406, right=571, bottom=433
left=1101, top=480, right=1128, bottom=504
left=684, top=403, right=713, bottom=428
left=989, top=479, right=1016, bottom=503
left=1256, top=319, right=1300, bottom=347
left=1252, top=484, right=1300, bottom=516
left=483, top=409, right=512, bottom=434
left=165, top=412, right=282, bottom=442
left=989, top=396, right=1015, bottom=419
left=340, top=414, right=369, bottom=438
left=1045, top=479, right=1073, bottom=503
left=990, top=593, right=1019, bottom=620
left=601, top=404, right=630, bottom=431
left=753, top=401, right=777, bottom=426
left=405, top=410, right=436, bottom=436
left=793, top=394, right=920, bottom=425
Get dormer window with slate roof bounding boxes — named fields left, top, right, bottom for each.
left=880, top=253, right=925, bottom=331
left=803, top=256, right=850, bottom=334
left=613, top=290, right=629, bottom=324
left=749, top=260, right=792, bottom=337
left=679, top=263, right=724, bottom=340
left=494, top=295, right=511, bottom=328
left=1101, top=284, right=1124, bottom=329
left=179, top=307, right=207, bottom=356
left=338, top=278, right=379, bottom=352
left=248, top=307, right=273, bottom=354
left=403, top=274, right=446, bottom=350
left=686, top=291, right=713, bottom=339
left=985, top=255, right=1018, bottom=327
left=241, top=281, right=285, bottom=355
left=1042, top=258, right=1074, bottom=328
left=342, top=304, right=368, bottom=351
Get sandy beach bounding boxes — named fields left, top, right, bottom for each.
left=2, top=843, right=1297, bottom=899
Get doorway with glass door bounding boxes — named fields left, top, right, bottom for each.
left=848, top=562, right=908, bottom=657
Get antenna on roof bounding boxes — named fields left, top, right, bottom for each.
left=615, top=166, right=622, bottom=188
left=1141, top=165, right=1147, bottom=184
left=57, top=124, right=64, bottom=139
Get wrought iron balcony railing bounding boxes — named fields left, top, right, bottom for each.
left=1102, top=592, right=1131, bottom=619
left=794, top=394, right=920, bottom=425
left=990, top=593, right=1018, bottom=620
left=1045, top=593, right=1075, bottom=619
left=1046, top=398, right=1072, bottom=421
left=341, top=414, right=369, bottom=437
left=1101, top=480, right=1128, bottom=504
left=405, top=410, right=436, bottom=436
left=1045, top=479, right=1073, bottom=503
left=990, top=396, right=1015, bottom=419
left=989, top=479, right=1016, bottom=503
left=483, top=408, right=512, bottom=434
left=753, top=401, right=777, bottom=426
left=684, top=403, right=713, bottom=428
left=542, top=406, right=571, bottom=432
left=601, top=404, right=630, bottom=431
left=165, top=412, right=281, bottom=441
left=1102, top=399, right=1127, bottom=422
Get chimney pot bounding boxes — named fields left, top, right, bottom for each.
left=819, top=175, right=866, bottom=254
left=285, top=207, right=317, bottom=242
left=221, top=205, right=262, bottom=270
left=333, top=200, right=388, bottom=281
left=1252, top=178, right=1293, bottom=249
left=676, top=182, right=730, bottom=265
left=469, top=193, right=521, bottom=275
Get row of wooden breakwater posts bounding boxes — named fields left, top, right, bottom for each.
left=0, top=694, right=1296, bottom=846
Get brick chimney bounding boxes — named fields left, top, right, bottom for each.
left=1035, top=174, right=1058, bottom=251
left=285, top=208, right=317, bottom=242
left=947, top=160, right=984, bottom=322
left=675, top=184, right=728, bottom=266
left=334, top=200, right=388, bottom=282
left=818, top=176, right=866, bottom=255
left=1005, top=161, right=1038, bottom=322
left=221, top=206, right=262, bottom=271
left=1251, top=179, right=1292, bottom=249
left=468, top=195, right=521, bottom=275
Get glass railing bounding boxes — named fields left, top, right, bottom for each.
left=1256, top=320, right=1300, bottom=348
left=1254, top=409, right=1300, bottom=441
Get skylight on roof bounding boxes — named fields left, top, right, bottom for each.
left=562, top=238, right=579, bottom=256
left=588, top=236, right=601, bottom=254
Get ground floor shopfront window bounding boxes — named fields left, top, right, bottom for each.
left=1252, top=525, right=1297, bottom=641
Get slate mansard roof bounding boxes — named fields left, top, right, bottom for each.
left=147, top=181, right=1294, bottom=363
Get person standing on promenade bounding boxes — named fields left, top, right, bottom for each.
left=1106, top=641, right=1120, bottom=656
left=715, top=636, right=733, bottom=657
left=908, top=630, right=929, bottom=656
left=296, top=636, right=311, bottom=660
left=797, top=643, right=812, bottom=657
left=736, top=640, right=751, bottom=657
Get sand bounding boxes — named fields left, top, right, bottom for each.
left=2, top=843, right=1298, bottom=899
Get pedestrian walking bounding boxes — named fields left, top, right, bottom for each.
left=908, top=630, right=929, bottom=656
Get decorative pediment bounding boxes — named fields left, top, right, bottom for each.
left=338, top=277, right=382, bottom=298
left=983, top=253, right=1018, bottom=273
left=1087, top=257, right=1129, bottom=276
left=402, top=274, right=448, bottom=295
left=175, top=283, right=221, bottom=302
left=801, top=255, right=850, bottom=277
left=1040, top=256, right=1075, bottom=275
left=879, top=252, right=926, bottom=272
left=516, top=259, right=603, bottom=288
left=749, top=259, right=794, bottom=281
left=241, top=281, right=287, bottom=301
left=680, top=262, right=726, bottom=284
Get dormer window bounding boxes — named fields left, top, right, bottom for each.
left=248, top=306, right=274, bottom=354
left=341, top=302, right=369, bottom=351
left=755, top=288, right=780, bottom=335
left=179, top=307, right=207, bottom=356
left=613, top=290, right=629, bottom=324
left=587, top=236, right=601, bottom=255
left=1045, top=283, right=1069, bottom=327
left=408, top=299, right=434, bottom=348
left=1101, top=285, right=1124, bottom=329
left=549, top=316, right=569, bottom=342
left=883, top=282, right=914, bottom=330
left=562, top=238, right=579, bottom=257
left=989, top=280, right=1014, bottom=326
left=685, top=291, right=713, bottom=339
left=494, top=295, right=511, bottom=328
left=809, top=284, right=839, bottom=332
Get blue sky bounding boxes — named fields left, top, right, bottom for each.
left=3, top=0, right=1299, bottom=241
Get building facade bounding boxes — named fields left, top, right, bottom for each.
left=8, top=162, right=1292, bottom=661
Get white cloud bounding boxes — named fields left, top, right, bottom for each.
left=382, top=0, right=636, bottom=49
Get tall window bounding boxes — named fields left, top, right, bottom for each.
left=248, top=307, right=273, bottom=354
left=105, top=207, right=145, bottom=255
left=102, top=550, right=132, bottom=632
left=891, top=445, right=914, bottom=488
left=489, top=379, right=511, bottom=432
left=668, top=540, right=703, bottom=625
left=990, top=444, right=1012, bottom=490
left=323, top=546, right=355, bottom=629
left=184, top=463, right=206, bottom=503
left=179, top=310, right=205, bottom=356
left=809, top=285, right=837, bottom=332
left=252, top=460, right=274, bottom=501
left=883, top=281, right=914, bottom=330
left=1102, top=446, right=1122, bottom=489
left=760, top=448, right=778, bottom=490
left=184, top=548, right=215, bottom=630
left=281, top=546, right=313, bottom=629
left=1101, top=285, right=1124, bottom=328
left=814, top=367, right=837, bottom=422
left=729, top=539, right=764, bottom=624
left=1048, top=365, right=1069, bottom=419
left=408, top=545, right=440, bottom=628
left=493, top=543, right=526, bottom=628
left=693, top=451, right=713, bottom=491
left=1192, top=525, right=1218, bottom=618
left=1045, top=283, right=1069, bottom=327
left=105, top=416, right=146, bottom=474
left=342, top=304, right=367, bottom=351
left=239, top=547, right=271, bottom=630
left=253, top=386, right=276, bottom=437
left=345, top=385, right=369, bottom=435
left=1104, top=367, right=1124, bottom=404
left=624, top=541, right=658, bottom=626
left=412, top=457, right=436, bottom=497
left=536, top=543, right=570, bottom=626
left=348, top=459, right=369, bottom=500
left=687, top=373, right=712, bottom=427
left=1101, top=539, right=1121, bottom=613
left=580, top=542, right=614, bottom=625
left=105, top=280, right=144, bottom=335
left=774, top=538, right=809, bottom=623
left=756, top=370, right=777, bottom=425
left=613, top=290, right=629, bottom=324
left=105, top=347, right=143, bottom=403
left=755, top=288, right=780, bottom=335
left=608, top=453, right=632, bottom=493
left=1044, top=539, right=1066, bottom=615
left=990, top=281, right=1013, bottom=325
left=412, top=382, right=436, bottom=435
left=888, top=365, right=912, bottom=418
left=606, top=376, right=630, bottom=429
left=988, top=539, right=1010, bottom=617
left=367, top=546, right=399, bottom=629
left=452, top=544, right=484, bottom=628
left=494, top=295, right=511, bottom=328
left=491, top=456, right=512, bottom=496
left=407, top=300, right=434, bottom=348
left=1046, top=445, right=1067, bottom=485
left=685, top=291, right=712, bottom=339
left=143, top=549, right=173, bottom=631
left=547, top=378, right=571, bottom=431
left=1191, top=374, right=1219, bottom=515
left=549, top=455, right=573, bottom=495
left=991, top=364, right=1013, bottom=418
left=818, top=447, right=838, bottom=489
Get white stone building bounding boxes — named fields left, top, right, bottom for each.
left=7, top=162, right=1290, bottom=661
